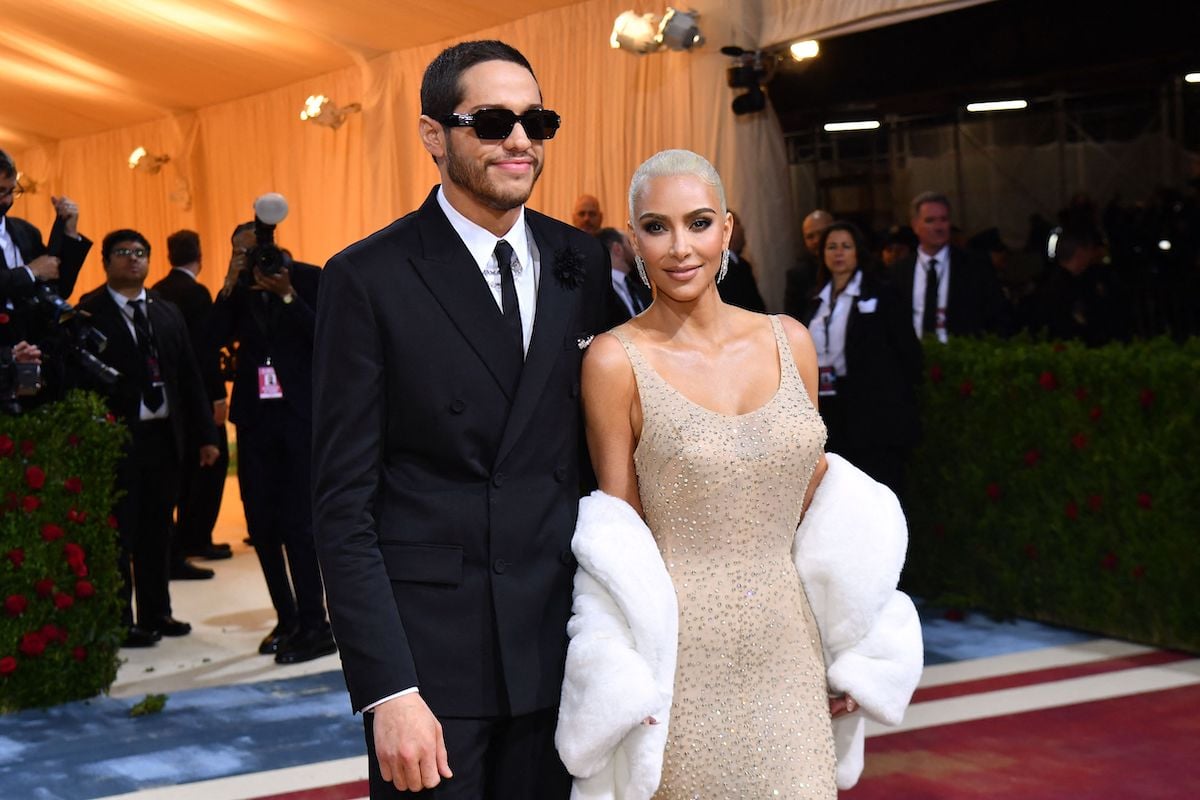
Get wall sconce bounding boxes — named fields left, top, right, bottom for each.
left=128, top=147, right=170, bottom=174
left=611, top=7, right=703, bottom=54
left=299, top=95, right=362, bottom=130
left=15, top=172, right=41, bottom=195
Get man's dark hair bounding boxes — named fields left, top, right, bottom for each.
left=595, top=227, right=626, bottom=252
left=167, top=229, right=201, bottom=267
left=911, top=190, right=952, bottom=219
left=815, top=220, right=874, bottom=289
left=0, top=149, right=15, bottom=180
left=101, top=229, right=151, bottom=263
left=420, top=40, right=537, bottom=120
left=231, top=221, right=255, bottom=244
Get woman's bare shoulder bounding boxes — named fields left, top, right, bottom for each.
left=583, top=331, right=634, bottom=381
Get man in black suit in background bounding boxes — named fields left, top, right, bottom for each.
left=597, top=226, right=650, bottom=328
left=78, top=230, right=220, bottom=647
left=893, top=191, right=1011, bottom=342
left=151, top=230, right=232, bottom=568
left=313, top=40, right=608, bottom=798
left=210, top=221, right=333, bottom=664
left=717, top=210, right=766, bottom=312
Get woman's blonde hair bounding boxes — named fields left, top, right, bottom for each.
left=628, top=149, right=727, bottom=221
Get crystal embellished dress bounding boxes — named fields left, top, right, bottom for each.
left=611, top=316, right=838, bottom=799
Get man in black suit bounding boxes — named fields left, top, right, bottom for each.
left=717, top=210, right=766, bottom=312
left=597, top=226, right=651, bottom=328
left=78, top=230, right=220, bottom=647
left=783, top=208, right=831, bottom=318
left=0, top=149, right=91, bottom=349
left=151, top=230, right=232, bottom=568
left=313, top=40, right=608, bottom=798
left=893, top=191, right=1011, bottom=342
left=210, top=221, right=334, bottom=664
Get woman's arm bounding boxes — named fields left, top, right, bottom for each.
left=779, top=315, right=828, bottom=515
left=580, top=332, right=643, bottom=515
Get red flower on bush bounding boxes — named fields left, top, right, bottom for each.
left=19, top=439, right=34, bottom=457
left=40, top=624, right=64, bottom=643
left=986, top=482, right=1002, bottom=501
left=1024, top=543, right=1039, bottom=561
left=4, top=594, right=28, bottom=617
left=25, top=465, right=46, bottom=490
left=41, top=523, right=65, bottom=542
left=0, top=656, right=16, bottom=675
left=19, top=631, right=46, bottom=657
left=1074, top=386, right=1088, bottom=402
left=104, top=412, right=116, bottom=424
left=107, top=515, right=119, bottom=530
left=1100, top=552, right=1119, bottom=572
left=1052, top=342, right=1066, bottom=353
left=63, top=542, right=85, bottom=565
left=67, top=507, right=88, bottom=524
left=1038, top=371, right=1058, bottom=391
left=63, top=476, right=83, bottom=494
left=1131, top=565, right=1147, bottom=580
left=34, top=578, right=54, bottom=598
left=1137, top=492, right=1153, bottom=510
left=1071, top=432, right=1089, bottom=450
left=1064, top=501, right=1079, bottom=520
left=6, top=548, right=23, bottom=568
left=67, top=434, right=82, bottom=448
left=75, top=580, right=95, bottom=599
left=53, top=592, right=74, bottom=610
left=959, top=380, right=974, bottom=398
left=0, top=435, right=13, bottom=458
left=929, top=364, right=944, bottom=384
left=1087, top=494, right=1104, bottom=512
left=3, top=492, right=17, bottom=511
left=1089, top=406, right=1103, bottom=422
left=21, top=495, right=40, bottom=513
left=72, top=646, right=87, bottom=662
left=1139, top=389, right=1155, bottom=409
left=1024, top=449, right=1041, bottom=467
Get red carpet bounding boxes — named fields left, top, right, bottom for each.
left=842, top=685, right=1200, bottom=799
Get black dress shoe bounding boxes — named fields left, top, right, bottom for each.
left=258, top=624, right=298, bottom=655
left=147, top=616, right=192, bottom=637
left=170, top=561, right=215, bottom=580
left=122, top=626, right=162, bottom=648
left=274, top=627, right=337, bottom=664
left=189, top=545, right=233, bottom=561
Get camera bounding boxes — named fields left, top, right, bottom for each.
left=238, top=193, right=289, bottom=285
left=0, top=346, right=44, bottom=415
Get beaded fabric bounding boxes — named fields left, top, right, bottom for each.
left=611, top=315, right=837, bottom=799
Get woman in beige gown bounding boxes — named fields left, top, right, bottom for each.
left=582, top=150, right=855, bottom=798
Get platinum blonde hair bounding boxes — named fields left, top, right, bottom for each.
left=628, top=149, right=727, bottom=221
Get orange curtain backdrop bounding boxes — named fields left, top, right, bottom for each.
left=10, top=0, right=800, bottom=308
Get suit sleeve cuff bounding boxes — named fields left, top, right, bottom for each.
left=360, top=686, right=419, bottom=714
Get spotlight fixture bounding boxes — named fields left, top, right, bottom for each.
left=611, top=7, right=703, bottom=54
left=1185, top=72, right=1200, bottom=83
left=966, top=99, right=1028, bottom=113
left=299, top=95, right=362, bottom=129
left=824, top=120, right=881, bottom=132
left=721, top=45, right=773, bottom=116
left=789, top=39, right=819, bottom=62
left=128, top=147, right=169, bottom=174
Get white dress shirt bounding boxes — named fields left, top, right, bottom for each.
left=810, top=270, right=863, bottom=377
left=0, top=217, right=35, bottom=310
left=437, top=186, right=539, bottom=355
left=106, top=286, right=170, bottom=421
left=911, top=245, right=950, bottom=343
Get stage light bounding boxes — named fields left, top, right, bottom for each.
left=611, top=10, right=659, bottom=53
left=657, top=8, right=703, bottom=51
left=1158, top=239, right=1172, bottom=252
left=966, top=99, right=1028, bottom=113
left=789, top=40, right=819, bottom=62
left=299, top=95, right=362, bottom=129
left=1186, top=73, right=1200, bottom=83
left=823, top=120, right=881, bottom=132
left=722, top=45, right=772, bottom=116
left=128, top=147, right=169, bottom=174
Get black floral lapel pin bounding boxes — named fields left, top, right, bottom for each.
left=552, top=246, right=587, bottom=290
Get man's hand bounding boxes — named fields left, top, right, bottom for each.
left=27, top=255, right=60, bottom=281
left=12, top=341, right=42, bottom=364
left=199, top=445, right=220, bottom=467
left=253, top=266, right=294, bottom=299
left=222, top=249, right=248, bottom=297
left=50, top=195, right=80, bottom=238
left=213, top=398, right=228, bottom=426
left=372, top=693, right=453, bottom=792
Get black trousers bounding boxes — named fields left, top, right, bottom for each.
left=174, top=424, right=229, bottom=554
left=819, top=385, right=910, bottom=503
left=115, top=419, right=180, bottom=626
left=364, top=707, right=570, bottom=799
left=236, top=411, right=327, bottom=632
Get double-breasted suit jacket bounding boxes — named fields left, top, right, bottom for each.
left=313, top=188, right=609, bottom=719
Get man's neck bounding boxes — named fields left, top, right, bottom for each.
left=441, top=180, right=522, bottom=238
left=108, top=282, right=143, bottom=300
left=174, top=262, right=200, bottom=277
left=919, top=243, right=943, bottom=258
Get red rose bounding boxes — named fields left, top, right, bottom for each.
left=1064, top=501, right=1079, bottom=520
left=1131, top=565, right=1147, bottom=580
left=53, top=592, right=74, bottom=610
left=40, top=624, right=63, bottom=643
left=1137, top=492, right=1153, bottom=510
left=1024, top=543, right=1039, bottom=561
left=3, top=492, right=17, bottom=511
left=929, top=364, right=944, bottom=383
left=986, top=482, right=1002, bottom=501
left=4, top=595, right=28, bottom=617
left=1139, top=389, right=1155, bottom=409
left=1074, top=386, right=1088, bottom=402
left=1087, top=494, right=1104, bottom=512
left=1071, top=432, right=1089, bottom=450
left=19, top=439, right=34, bottom=457
left=67, top=507, right=88, bottom=524
left=19, top=631, right=46, bottom=657
left=104, top=413, right=116, bottom=424
left=0, top=656, right=16, bottom=675
left=1024, top=449, right=1041, bottom=467
left=0, top=313, right=8, bottom=325
left=63, top=542, right=85, bottom=565
left=41, top=523, right=65, bottom=542
left=107, top=515, right=119, bottom=530
left=21, top=495, right=40, bottom=513
left=1100, top=552, right=1119, bottom=572
left=1089, top=406, right=1103, bottom=422
left=1052, top=342, right=1066, bottom=353
left=63, top=476, right=83, bottom=494
left=75, top=580, right=95, bottom=599
left=959, top=380, right=974, bottom=398
left=0, top=435, right=12, bottom=458
left=67, top=434, right=82, bottom=448
left=34, top=578, right=54, bottom=598
left=943, top=608, right=965, bottom=622
left=72, top=646, right=87, bottom=662
left=72, top=561, right=88, bottom=577
left=6, top=548, right=23, bottom=568
left=1038, top=371, right=1058, bottom=391
left=25, top=465, right=46, bottom=490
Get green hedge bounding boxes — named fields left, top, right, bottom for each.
left=905, top=336, right=1200, bottom=651
left=0, top=392, right=127, bottom=711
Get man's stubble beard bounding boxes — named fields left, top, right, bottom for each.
left=444, top=138, right=543, bottom=212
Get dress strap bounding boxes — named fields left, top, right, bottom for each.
left=768, top=315, right=800, bottom=382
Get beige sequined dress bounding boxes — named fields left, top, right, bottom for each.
left=612, top=315, right=837, bottom=799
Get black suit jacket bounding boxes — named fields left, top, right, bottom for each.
left=892, top=246, right=1012, bottom=337
left=1, top=215, right=92, bottom=345
left=804, top=271, right=923, bottom=449
left=208, top=262, right=319, bottom=429
left=783, top=252, right=820, bottom=320
left=151, top=269, right=226, bottom=404
left=718, top=253, right=766, bottom=312
left=313, top=187, right=609, bottom=718
left=605, top=271, right=652, bottom=330
left=77, top=286, right=218, bottom=457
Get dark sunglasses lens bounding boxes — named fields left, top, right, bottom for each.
left=473, top=110, right=518, bottom=139
left=522, top=111, right=560, bottom=140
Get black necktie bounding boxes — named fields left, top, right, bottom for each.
left=624, top=272, right=646, bottom=314
left=493, top=240, right=524, bottom=358
left=922, top=258, right=939, bottom=335
left=129, top=299, right=165, bottom=411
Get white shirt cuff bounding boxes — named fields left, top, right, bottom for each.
left=361, top=686, right=419, bottom=714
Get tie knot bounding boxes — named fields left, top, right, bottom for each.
left=927, top=258, right=937, bottom=272
left=494, top=240, right=515, bottom=273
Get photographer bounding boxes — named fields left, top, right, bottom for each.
left=210, top=217, right=333, bottom=664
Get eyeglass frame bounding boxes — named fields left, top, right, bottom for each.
left=112, top=247, right=149, bottom=259
left=438, top=108, right=561, bottom=141
left=0, top=183, right=25, bottom=201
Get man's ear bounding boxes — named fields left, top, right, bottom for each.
left=419, top=115, right=445, bottom=160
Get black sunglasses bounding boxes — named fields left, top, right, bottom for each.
left=440, top=109, right=561, bottom=140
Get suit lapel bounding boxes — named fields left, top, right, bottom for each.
left=495, top=213, right=577, bottom=466
left=89, top=289, right=140, bottom=369
left=407, top=189, right=523, bottom=400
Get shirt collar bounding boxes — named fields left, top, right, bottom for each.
left=923, top=244, right=950, bottom=270
left=436, top=185, right=529, bottom=274
left=106, top=285, right=147, bottom=310
left=171, top=266, right=198, bottom=281
left=818, top=269, right=863, bottom=306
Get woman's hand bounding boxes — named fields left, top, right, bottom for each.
left=829, top=693, right=858, bottom=718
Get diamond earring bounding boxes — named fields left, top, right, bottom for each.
left=634, top=255, right=650, bottom=288
left=717, top=249, right=730, bottom=284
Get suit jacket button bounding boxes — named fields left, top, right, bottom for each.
left=559, top=550, right=575, bottom=566
left=492, top=473, right=506, bottom=488
left=493, top=558, right=508, bottom=574
left=553, top=466, right=566, bottom=483
left=448, top=399, right=466, bottom=414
